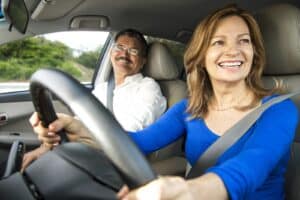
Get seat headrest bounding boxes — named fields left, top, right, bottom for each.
left=143, top=42, right=181, bottom=80
left=255, top=4, right=300, bottom=75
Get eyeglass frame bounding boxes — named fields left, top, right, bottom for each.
left=111, top=43, right=141, bottom=56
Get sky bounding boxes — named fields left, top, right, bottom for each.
left=44, top=31, right=109, bottom=52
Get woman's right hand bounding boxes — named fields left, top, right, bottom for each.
left=30, top=112, right=71, bottom=146
left=29, top=112, right=99, bottom=148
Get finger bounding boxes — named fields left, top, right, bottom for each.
left=38, top=135, right=61, bottom=145
left=47, top=131, right=58, bottom=137
left=33, top=122, right=50, bottom=137
left=29, top=112, right=39, bottom=127
left=117, top=185, right=130, bottom=199
left=122, top=190, right=138, bottom=200
left=49, top=113, right=73, bottom=132
left=21, top=155, right=31, bottom=172
left=21, top=153, right=37, bottom=172
left=21, top=145, right=52, bottom=172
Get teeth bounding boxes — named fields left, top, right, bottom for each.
left=219, top=61, right=242, bottom=67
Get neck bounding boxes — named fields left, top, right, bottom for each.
left=211, top=82, right=251, bottom=111
left=114, top=73, right=126, bottom=86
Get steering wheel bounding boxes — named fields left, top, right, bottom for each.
left=29, top=68, right=156, bottom=188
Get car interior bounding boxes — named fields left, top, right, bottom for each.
left=256, top=4, right=300, bottom=199
left=0, top=0, right=299, bottom=199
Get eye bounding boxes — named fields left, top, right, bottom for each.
left=112, top=44, right=123, bottom=52
left=239, top=38, right=251, bottom=44
left=211, top=40, right=224, bottom=46
left=129, top=48, right=139, bottom=56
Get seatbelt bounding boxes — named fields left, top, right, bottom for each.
left=186, top=92, right=300, bottom=179
left=106, top=73, right=115, bottom=114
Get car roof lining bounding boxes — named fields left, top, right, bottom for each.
left=17, top=0, right=300, bottom=43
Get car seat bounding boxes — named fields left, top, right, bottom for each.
left=142, top=42, right=188, bottom=175
left=256, top=3, right=300, bottom=200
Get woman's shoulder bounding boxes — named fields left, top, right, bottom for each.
left=263, top=94, right=297, bottom=107
left=262, top=94, right=298, bottom=118
left=165, top=99, right=189, bottom=114
left=172, top=98, right=188, bottom=108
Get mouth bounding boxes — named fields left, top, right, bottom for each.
left=218, top=61, right=243, bottom=68
left=116, top=57, right=132, bottom=64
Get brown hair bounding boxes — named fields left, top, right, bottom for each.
left=184, top=4, right=277, bottom=118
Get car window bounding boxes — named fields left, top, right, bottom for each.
left=0, top=31, right=109, bottom=93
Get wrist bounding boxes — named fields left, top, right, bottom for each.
left=187, top=173, right=228, bottom=200
left=40, top=143, right=53, bottom=150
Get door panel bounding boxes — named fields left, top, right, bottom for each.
left=0, top=91, right=72, bottom=175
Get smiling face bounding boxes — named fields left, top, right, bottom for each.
left=205, top=15, right=254, bottom=85
left=110, top=35, right=146, bottom=78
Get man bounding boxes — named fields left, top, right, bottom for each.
left=22, top=29, right=166, bottom=169
left=92, top=28, right=166, bottom=131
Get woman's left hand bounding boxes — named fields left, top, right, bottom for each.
left=117, top=176, right=195, bottom=200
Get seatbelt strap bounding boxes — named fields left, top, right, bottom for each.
left=106, top=73, right=115, bottom=114
left=186, top=92, right=300, bottom=179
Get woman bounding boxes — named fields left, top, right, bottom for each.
left=29, top=5, right=298, bottom=200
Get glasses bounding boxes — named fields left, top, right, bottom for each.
left=112, top=44, right=140, bottom=56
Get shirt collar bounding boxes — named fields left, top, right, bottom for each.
left=122, top=73, right=143, bottom=85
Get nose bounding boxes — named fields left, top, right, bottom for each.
left=119, top=48, right=130, bottom=56
left=224, top=42, right=240, bottom=57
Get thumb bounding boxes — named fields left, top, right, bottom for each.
left=48, top=113, right=74, bottom=132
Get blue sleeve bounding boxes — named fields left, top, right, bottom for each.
left=128, top=100, right=187, bottom=154
left=207, top=99, right=299, bottom=199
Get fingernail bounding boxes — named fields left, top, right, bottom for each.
left=48, top=132, right=54, bottom=136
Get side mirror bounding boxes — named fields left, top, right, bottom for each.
left=2, top=0, right=29, bottom=34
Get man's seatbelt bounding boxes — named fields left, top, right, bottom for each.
left=186, top=92, right=300, bottom=179
left=106, top=74, right=115, bottom=113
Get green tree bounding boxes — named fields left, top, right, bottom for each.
left=0, top=36, right=90, bottom=81
left=75, top=47, right=102, bottom=69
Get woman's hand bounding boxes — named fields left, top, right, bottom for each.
left=117, top=176, right=194, bottom=200
left=21, top=144, right=51, bottom=171
left=29, top=112, right=99, bottom=148
left=117, top=173, right=228, bottom=200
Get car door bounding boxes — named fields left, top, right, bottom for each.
left=0, top=31, right=110, bottom=175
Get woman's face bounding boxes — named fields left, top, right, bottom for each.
left=205, top=15, right=254, bottom=85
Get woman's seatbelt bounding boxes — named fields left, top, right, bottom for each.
left=186, top=92, right=299, bottom=179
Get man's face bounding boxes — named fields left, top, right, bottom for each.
left=110, top=35, right=146, bottom=77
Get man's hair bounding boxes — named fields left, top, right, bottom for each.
left=114, top=28, right=148, bottom=57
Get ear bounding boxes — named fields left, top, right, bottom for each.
left=141, top=57, right=147, bottom=69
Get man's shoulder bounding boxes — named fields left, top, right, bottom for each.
left=141, top=75, right=157, bottom=83
left=136, top=75, right=160, bottom=88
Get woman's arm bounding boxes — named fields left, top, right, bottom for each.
left=206, top=99, right=299, bottom=199
left=119, top=173, right=228, bottom=200
left=128, top=100, right=187, bottom=154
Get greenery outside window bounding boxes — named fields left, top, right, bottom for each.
left=0, top=31, right=109, bottom=93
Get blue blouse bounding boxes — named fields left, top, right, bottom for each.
left=129, top=96, right=298, bottom=200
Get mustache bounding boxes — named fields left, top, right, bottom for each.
left=116, top=56, right=132, bottom=63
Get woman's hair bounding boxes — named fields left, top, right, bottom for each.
left=184, top=4, right=278, bottom=118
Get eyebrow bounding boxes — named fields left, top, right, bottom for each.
left=212, top=33, right=250, bottom=39
left=115, top=43, right=140, bottom=49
